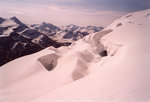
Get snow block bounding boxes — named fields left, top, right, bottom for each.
left=38, top=53, right=59, bottom=71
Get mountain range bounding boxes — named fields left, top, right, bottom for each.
left=0, top=17, right=103, bottom=66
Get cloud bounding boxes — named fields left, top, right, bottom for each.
left=0, top=0, right=150, bottom=12
left=0, top=1, right=126, bottom=26
left=0, top=0, right=149, bottom=26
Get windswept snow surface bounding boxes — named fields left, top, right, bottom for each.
left=1, top=9, right=150, bottom=102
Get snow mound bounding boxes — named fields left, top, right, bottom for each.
left=1, top=9, right=150, bottom=102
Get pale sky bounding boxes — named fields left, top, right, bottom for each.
left=0, top=0, right=149, bottom=26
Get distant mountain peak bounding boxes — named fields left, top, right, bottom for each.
left=10, top=16, right=26, bottom=26
left=10, top=16, right=18, bottom=20
left=41, top=22, right=56, bottom=27
left=67, top=24, right=79, bottom=28
left=68, top=24, right=78, bottom=26
left=41, top=22, right=47, bottom=25
left=10, top=16, right=20, bottom=22
left=39, top=22, right=60, bottom=32
left=0, top=17, right=5, bottom=24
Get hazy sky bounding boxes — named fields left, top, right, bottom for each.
left=0, top=0, right=150, bottom=26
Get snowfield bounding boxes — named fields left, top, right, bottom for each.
left=0, top=9, right=150, bottom=102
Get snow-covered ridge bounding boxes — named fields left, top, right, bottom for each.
left=1, top=9, right=150, bottom=102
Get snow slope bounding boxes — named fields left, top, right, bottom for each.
left=0, top=9, right=150, bottom=102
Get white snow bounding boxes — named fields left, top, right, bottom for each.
left=1, top=9, right=150, bottom=102
left=0, top=18, right=19, bottom=37
left=0, top=27, right=15, bottom=37
left=0, top=19, right=18, bottom=27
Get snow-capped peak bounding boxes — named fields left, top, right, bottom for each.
left=40, top=22, right=60, bottom=31
left=10, top=16, right=25, bottom=26
left=0, top=16, right=28, bottom=29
